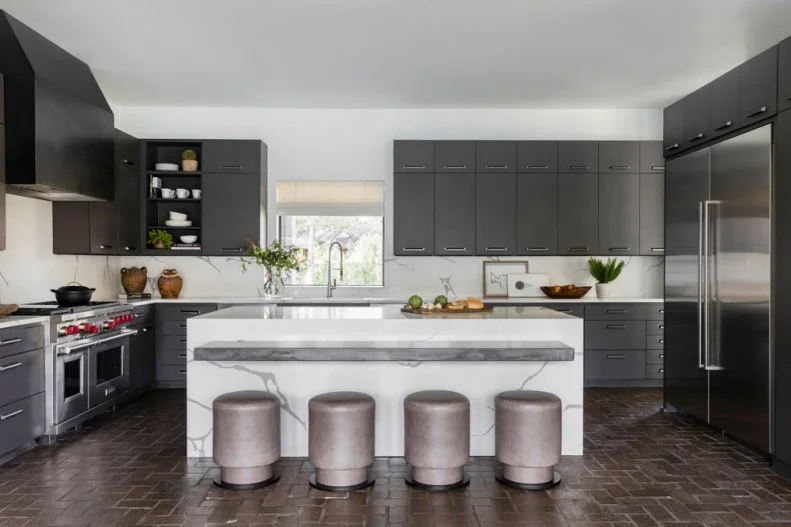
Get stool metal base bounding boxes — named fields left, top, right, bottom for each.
left=309, top=472, right=375, bottom=492
left=213, top=471, right=280, bottom=491
left=495, top=469, right=561, bottom=491
left=405, top=472, right=470, bottom=492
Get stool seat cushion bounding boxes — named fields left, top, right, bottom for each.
left=213, top=390, right=281, bottom=469
left=495, top=390, right=561, bottom=469
left=404, top=390, right=470, bottom=469
left=309, top=391, right=375, bottom=471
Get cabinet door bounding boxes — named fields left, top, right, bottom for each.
left=129, top=324, right=155, bottom=391
left=780, top=37, right=791, bottom=113
left=775, top=109, right=791, bottom=467
left=434, top=173, right=475, bottom=255
left=116, top=134, right=140, bottom=255
left=639, top=141, right=665, bottom=173
left=394, top=141, right=433, bottom=172
left=202, top=172, right=262, bottom=256
left=599, top=141, right=639, bottom=173
left=89, top=201, right=118, bottom=254
left=663, top=100, right=684, bottom=155
left=475, top=141, right=516, bottom=173
left=0, top=125, right=5, bottom=251
left=640, top=173, right=665, bottom=255
left=517, top=141, right=558, bottom=172
left=682, top=86, right=710, bottom=148
left=202, top=140, right=262, bottom=174
left=0, top=73, right=4, bottom=124
left=709, top=68, right=740, bottom=139
left=475, top=173, right=516, bottom=255
left=558, top=141, right=598, bottom=172
left=516, top=173, right=557, bottom=255
left=53, top=202, right=90, bottom=254
left=557, top=173, right=598, bottom=256
left=598, top=173, right=640, bottom=256
left=393, top=173, right=434, bottom=255
left=434, top=141, right=475, bottom=173
left=739, top=46, right=778, bottom=125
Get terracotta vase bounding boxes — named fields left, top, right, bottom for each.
left=158, top=269, right=183, bottom=299
left=120, top=266, right=147, bottom=294
left=182, top=159, right=198, bottom=172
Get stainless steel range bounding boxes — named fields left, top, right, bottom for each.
left=15, top=302, right=137, bottom=437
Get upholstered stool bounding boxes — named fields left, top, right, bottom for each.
left=212, top=390, right=281, bottom=490
left=404, top=390, right=470, bottom=491
left=495, top=390, right=562, bottom=490
left=308, top=391, right=376, bottom=491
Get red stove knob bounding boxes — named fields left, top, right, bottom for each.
left=68, top=325, right=79, bottom=335
left=90, top=325, right=99, bottom=334
left=126, top=314, right=133, bottom=323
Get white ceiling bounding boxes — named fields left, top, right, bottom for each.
left=1, top=0, right=791, bottom=109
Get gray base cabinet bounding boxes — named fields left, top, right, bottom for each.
left=129, top=304, right=155, bottom=392
left=155, top=304, right=217, bottom=388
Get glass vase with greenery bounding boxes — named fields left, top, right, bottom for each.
left=241, top=241, right=301, bottom=298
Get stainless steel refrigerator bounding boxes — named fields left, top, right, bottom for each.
left=664, top=124, right=772, bottom=454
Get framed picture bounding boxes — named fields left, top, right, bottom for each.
left=482, top=261, right=529, bottom=298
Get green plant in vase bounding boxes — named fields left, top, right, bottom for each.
left=587, top=257, right=625, bottom=299
left=181, top=149, right=199, bottom=172
left=148, top=229, right=173, bottom=250
left=241, top=240, right=302, bottom=298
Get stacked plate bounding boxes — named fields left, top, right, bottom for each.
left=155, top=162, right=179, bottom=171
left=165, top=211, right=192, bottom=227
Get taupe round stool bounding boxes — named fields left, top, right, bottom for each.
left=308, top=391, right=375, bottom=491
left=495, top=390, right=562, bottom=490
left=404, top=390, right=470, bottom=491
left=212, top=390, right=281, bottom=490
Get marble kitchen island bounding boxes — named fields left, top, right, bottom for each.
left=186, top=305, right=583, bottom=458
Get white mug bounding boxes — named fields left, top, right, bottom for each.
left=191, top=189, right=202, bottom=199
left=161, top=188, right=175, bottom=199
left=176, top=188, right=190, bottom=199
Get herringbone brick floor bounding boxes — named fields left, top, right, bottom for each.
left=1, top=388, right=790, bottom=526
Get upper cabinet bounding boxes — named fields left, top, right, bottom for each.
left=475, top=141, right=516, bottom=172
left=475, top=173, right=516, bottom=255
left=598, top=173, right=639, bottom=256
left=663, top=100, right=684, bottom=155
left=435, top=173, right=476, bottom=255
left=639, top=141, right=665, bottom=173
left=559, top=141, right=598, bottom=172
left=202, top=172, right=263, bottom=255
left=599, top=141, right=639, bottom=173
left=202, top=140, right=263, bottom=174
left=779, top=37, right=791, bottom=113
left=394, top=141, right=433, bottom=172
left=0, top=73, right=4, bottom=125
left=393, top=172, right=434, bottom=256
left=0, top=74, right=5, bottom=251
left=682, top=86, right=710, bottom=148
left=709, top=69, right=740, bottom=139
left=517, top=141, right=558, bottom=172
left=116, top=131, right=141, bottom=254
left=434, top=141, right=475, bottom=172
left=739, top=46, right=778, bottom=126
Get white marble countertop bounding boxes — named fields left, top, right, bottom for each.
left=0, top=315, right=48, bottom=330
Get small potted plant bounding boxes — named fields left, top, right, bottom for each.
left=181, top=149, right=199, bottom=172
left=241, top=240, right=301, bottom=298
left=148, top=229, right=173, bottom=250
left=587, top=257, right=625, bottom=299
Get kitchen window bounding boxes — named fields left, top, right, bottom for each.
left=277, top=181, right=384, bottom=287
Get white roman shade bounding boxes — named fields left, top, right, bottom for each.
left=276, top=181, right=385, bottom=216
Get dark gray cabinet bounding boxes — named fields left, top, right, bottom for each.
left=559, top=141, right=598, bottom=172
left=639, top=141, right=664, bottom=173
left=663, top=100, right=684, bottom=155
left=739, top=46, right=778, bottom=125
left=639, top=172, right=665, bottom=255
left=435, top=173, right=475, bottom=255
left=394, top=140, right=433, bottom=172
left=0, top=122, right=5, bottom=251
left=475, top=173, right=516, bottom=255
left=202, top=140, right=262, bottom=174
left=557, top=173, right=598, bottom=256
left=683, top=86, right=710, bottom=148
left=517, top=141, right=558, bottom=172
left=780, top=37, right=791, bottom=113
left=599, top=141, right=639, bottom=173
left=129, top=322, right=154, bottom=392
left=202, top=172, right=262, bottom=255
left=434, top=141, right=475, bottom=172
left=0, top=73, right=4, bottom=124
left=155, top=304, right=217, bottom=387
left=53, top=202, right=90, bottom=254
left=516, top=173, right=557, bottom=255
left=116, top=131, right=140, bottom=254
left=475, top=141, right=516, bottom=172
left=709, top=68, right=740, bottom=139
left=598, top=173, right=639, bottom=256
left=393, top=173, right=434, bottom=255
left=776, top=109, right=791, bottom=473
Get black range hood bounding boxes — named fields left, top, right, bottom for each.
left=0, top=10, right=114, bottom=201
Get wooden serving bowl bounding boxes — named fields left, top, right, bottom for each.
left=540, top=286, right=591, bottom=299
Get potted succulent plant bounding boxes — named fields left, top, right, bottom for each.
left=181, top=149, right=199, bottom=172
left=587, top=257, right=625, bottom=299
left=147, top=229, right=173, bottom=250
left=240, top=240, right=301, bottom=298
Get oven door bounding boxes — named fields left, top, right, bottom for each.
left=55, top=349, right=89, bottom=424
left=87, top=330, right=136, bottom=408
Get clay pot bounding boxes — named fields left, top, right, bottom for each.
left=120, top=267, right=147, bottom=295
left=158, top=269, right=183, bottom=299
left=182, top=159, right=198, bottom=172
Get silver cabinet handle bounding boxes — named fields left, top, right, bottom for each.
left=485, top=247, right=507, bottom=252
left=0, top=409, right=23, bottom=421
left=134, top=313, right=143, bottom=318
left=221, top=248, right=243, bottom=253
left=99, top=244, right=113, bottom=250
left=606, top=309, right=626, bottom=314
left=609, top=165, right=631, bottom=170
left=443, top=247, right=467, bottom=252
left=714, top=120, right=733, bottom=131
left=402, top=247, right=426, bottom=252
left=658, top=353, right=665, bottom=359
left=180, top=310, right=200, bottom=314
left=527, top=165, right=549, bottom=169
left=124, top=246, right=135, bottom=252
left=658, top=339, right=664, bottom=344
left=664, top=143, right=680, bottom=152
left=485, top=165, right=508, bottom=170
left=606, top=324, right=627, bottom=329
left=0, top=362, right=22, bottom=372
left=555, top=309, right=572, bottom=313
left=658, top=309, right=665, bottom=314
left=142, top=328, right=149, bottom=333
left=178, top=324, right=187, bottom=329
left=443, top=165, right=466, bottom=170
left=0, top=338, right=21, bottom=346
left=650, top=165, right=665, bottom=171
left=221, top=164, right=243, bottom=170
left=650, top=248, right=665, bottom=252
left=659, top=325, right=665, bottom=329
left=178, top=370, right=187, bottom=375
left=605, top=354, right=626, bottom=359
left=567, top=247, right=589, bottom=252
left=104, top=386, right=116, bottom=397
left=658, top=369, right=665, bottom=373
left=746, top=106, right=768, bottom=118
left=178, top=353, right=187, bottom=358
left=122, top=159, right=136, bottom=166
left=609, top=247, right=631, bottom=252
left=568, top=165, right=589, bottom=170
left=527, top=247, right=549, bottom=252
left=688, top=133, right=705, bottom=142
left=402, top=165, right=425, bottom=170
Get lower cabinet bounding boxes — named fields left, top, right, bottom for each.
left=129, top=322, right=155, bottom=392
left=155, top=303, right=217, bottom=388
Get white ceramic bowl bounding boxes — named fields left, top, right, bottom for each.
left=169, top=211, right=188, bottom=221
left=179, top=235, right=198, bottom=244
left=155, top=163, right=179, bottom=171
left=164, top=219, right=193, bottom=227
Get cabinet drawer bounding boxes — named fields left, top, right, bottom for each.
left=0, top=324, right=45, bottom=359
left=584, top=304, right=647, bottom=321
left=646, top=350, right=665, bottom=366
left=156, top=304, right=218, bottom=322
left=645, top=364, right=665, bottom=380
left=202, top=140, right=262, bottom=174
left=585, top=321, right=646, bottom=350
left=132, top=304, right=155, bottom=326
left=646, top=305, right=665, bottom=321
left=159, top=335, right=188, bottom=349
left=158, top=320, right=188, bottom=337
left=647, top=320, right=665, bottom=335
left=0, top=349, right=44, bottom=408
left=158, top=347, right=188, bottom=366
left=394, top=141, right=433, bottom=172
left=585, top=350, right=645, bottom=380
left=157, top=364, right=187, bottom=382
left=0, top=392, right=44, bottom=457
left=540, top=304, right=585, bottom=318
left=646, top=334, right=665, bottom=350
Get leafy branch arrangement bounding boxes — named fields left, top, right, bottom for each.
left=587, top=257, right=625, bottom=284
left=240, top=240, right=302, bottom=274
left=147, top=229, right=173, bottom=249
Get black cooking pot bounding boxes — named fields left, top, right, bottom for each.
left=51, top=283, right=95, bottom=306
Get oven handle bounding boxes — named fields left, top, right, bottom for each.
left=57, top=329, right=138, bottom=355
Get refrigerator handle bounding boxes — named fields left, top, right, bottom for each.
left=698, top=201, right=705, bottom=369
left=703, top=200, right=711, bottom=370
